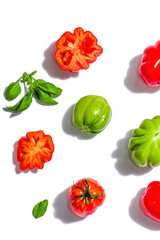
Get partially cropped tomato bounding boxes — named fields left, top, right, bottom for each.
left=69, top=178, right=106, bottom=217
left=139, top=41, right=160, bottom=87
left=141, top=181, right=160, bottom=222
left=55, top=27, right=103, bottom=72
left=17, top=130, right=54, bottom=170
left=128, top=116, right=160, bottom=167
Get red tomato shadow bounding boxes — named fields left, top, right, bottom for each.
left=42, top=41, right=79, bottom=80
left=129, top=188, right=160, bottom=230
left=52, top=187, right=86, bottom=223
left=124, top=55, right=160, bottom=93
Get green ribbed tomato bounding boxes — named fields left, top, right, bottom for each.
left=128, top=116, right=160, bottom=167
left=72, top=95, right=112, bottom=134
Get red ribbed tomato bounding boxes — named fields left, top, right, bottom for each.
left=139, top=41, right=160, bottom=87
left=17, top=130, right=54, bottom=170
left=69, top=178, right=106, bottom=217
left=141, top=181, right=160, bottom=222
left=55, top=27, right=103, bottom=72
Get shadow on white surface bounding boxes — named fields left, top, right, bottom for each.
left=124, top=55, right=160, bottom=93
left=62, top=104, right=96, bottom=140
left=3, top=107, right=22, bottom=118
left=42, top=41, right=79, bottom=80
left=12, top=141, right=38, bottom=174
left=129, top=188, right=160, bottom=231
left=53, top=187, right=85, bottom=223
left=112, top=130, right=151, bottom=176
left=13, top=141, right=21, bottom=174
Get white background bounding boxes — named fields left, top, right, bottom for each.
left=1, top=0, right=160, bottom=239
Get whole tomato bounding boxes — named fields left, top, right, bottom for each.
left=72, top=95, right=112, bottom=134
left=69, top=178, right=106, bottom=217
left=139, top=41, right=160, bottom=87
left=141, top=181, right=160, bottom=222
left=128, top=116, right=160, bottom=167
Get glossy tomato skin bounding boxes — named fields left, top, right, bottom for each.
left=139, top=41, right=160, bottom=87
left=73, top=95, right=112, bottom=134
left=141, top=181, right=160, bottom=222
left=69, top=178, right=106, bottom=217
left=128, top=115, right=160, bottom=168
left=17, top=130, right=54, bottom=170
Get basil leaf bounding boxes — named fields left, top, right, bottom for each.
left=5, top=82, right=21, bottom=101
left=36, top=79, right=46, bottom=85
left=34, top=87, right=58, bottom=105
left=38, top=82, right=62, bottom=98
left=17, top=90, right=33, bottom=112
left=6, top=101, right=21, bottom=112
left=32, top=199, right=48, bottom=219
left=7, top=89, right=33, bottom=112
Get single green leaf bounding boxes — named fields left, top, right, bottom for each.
left=32, top=199, right=48, bottom=219
left=6, top=89, right=34, bottom=112
left=16, top=90, right=33, bottom=112
left=5, top=82, right=21, bottom=101
left=38, top=82, right=62, bottom=98
left=34, top=87, right=58, bottom=105
left=6, top=101, right=22, bottom=112
left=35, top=79, right=46, bottom=85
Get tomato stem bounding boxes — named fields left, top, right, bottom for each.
left=85, top=197, right=89, bottom=205
left=72, top=195, right=83, bottom=201
left=73, top=184, right=85, bottom=194
left=72, top=179, right=104, bottom=205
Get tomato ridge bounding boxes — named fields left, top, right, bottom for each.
left=72, top=179, right=105, bottom=206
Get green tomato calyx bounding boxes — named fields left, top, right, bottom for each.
left=72, top=180, right=104, bottom=205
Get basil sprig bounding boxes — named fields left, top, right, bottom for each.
left=32, top=199, right=48, bottom=219
left=5, top=71, right=62, bottom=113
